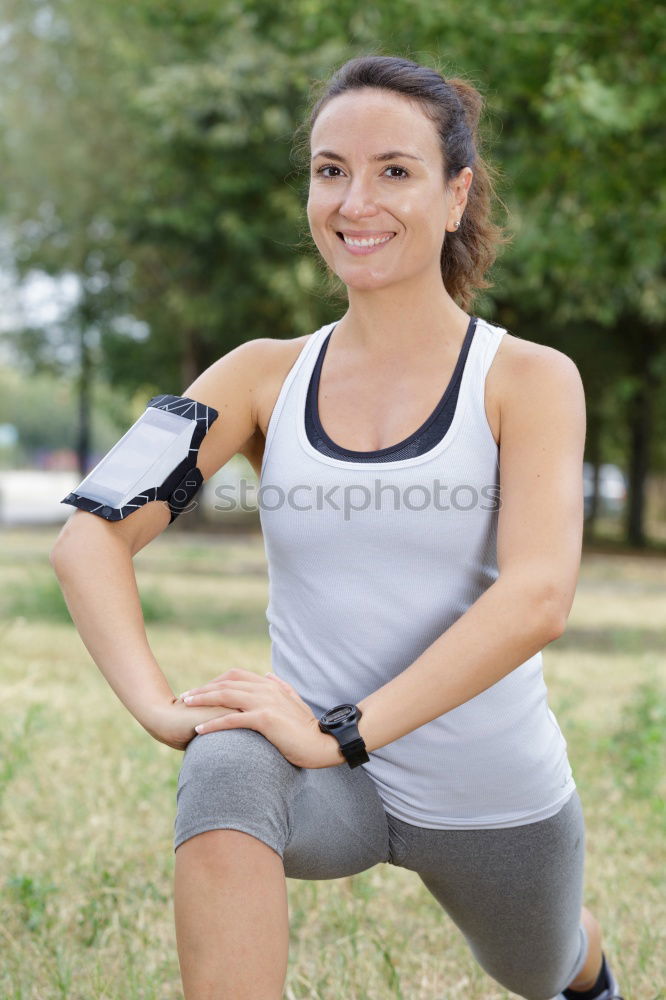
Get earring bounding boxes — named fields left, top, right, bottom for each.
left=453, top=220, right=460, bottom=229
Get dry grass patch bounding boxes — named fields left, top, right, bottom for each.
left=0, top=528, right=663, bottom=998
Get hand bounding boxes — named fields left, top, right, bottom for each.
left=145, top=697, right=240, bottom=752
left=177, top=668, right=344, bottom=769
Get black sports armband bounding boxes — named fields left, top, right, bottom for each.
left=61, top=394, right=219, bottom=523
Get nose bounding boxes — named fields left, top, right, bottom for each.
left=339, top=176, right=380, bottom=221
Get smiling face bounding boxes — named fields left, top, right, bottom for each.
left=307, top=87, right=465, bottom=293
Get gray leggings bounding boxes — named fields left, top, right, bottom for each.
left=174, top=729, right=588, bottom=1000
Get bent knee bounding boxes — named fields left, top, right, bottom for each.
left=174, top=728, right=300, bottom=854
left=178, top=728, right=299, bottom=801
left=185, top=727, right=292, bottom=774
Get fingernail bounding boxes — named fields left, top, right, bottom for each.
left=178, top=691, right=190, bottom=699
left=194, top=725, right=204, bottom=733
left=184, top=696, right=194, bottom=703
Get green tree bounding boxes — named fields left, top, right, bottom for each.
left=2, top=0, right=664, bottom=542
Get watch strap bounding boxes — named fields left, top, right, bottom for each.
left=340, top=735, right=370, bottom=768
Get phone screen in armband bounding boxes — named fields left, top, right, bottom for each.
left=77, top=408, right=195, bottom=507
left=61, top=394, right=219, bottom=521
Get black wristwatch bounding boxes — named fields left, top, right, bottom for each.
left=318, top=704, right=369, bottom=768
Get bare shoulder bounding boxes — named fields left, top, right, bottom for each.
left=234, top=334, right=314, bottom=472
left=488, top=331, right=585, bottom=446
left=493, top=331, right=584, bottom=395
left=248, top=334, right=313, bottom=437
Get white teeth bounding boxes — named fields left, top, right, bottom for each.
left=342, top=233, right=393, bottom=248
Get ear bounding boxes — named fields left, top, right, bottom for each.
left=446, top=167, right=473, bottom=231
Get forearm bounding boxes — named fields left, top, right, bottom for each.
left=356, top=578, right=563, bottom=754
left=50, top=527, right=176, bottom=734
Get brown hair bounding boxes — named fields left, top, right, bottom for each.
left=294, top=54, right=510, bottom=310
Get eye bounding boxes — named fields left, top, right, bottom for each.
left=316, top=165, right=344, bottom=178
left=384, top=165, right=410, bottom=179
left=314, top=164, right=410, bottom=180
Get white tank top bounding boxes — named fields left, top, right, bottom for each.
left=259, top=317, right=576, bottom=828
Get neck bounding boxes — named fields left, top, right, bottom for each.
left=335, top=268, right=471, bottom=357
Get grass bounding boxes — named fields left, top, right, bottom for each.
left=0, top=527, right=664, bottom=999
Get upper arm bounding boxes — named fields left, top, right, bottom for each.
left=51, top=338, right=270, bottom=560
left=495, top=343, right=587, bottom=632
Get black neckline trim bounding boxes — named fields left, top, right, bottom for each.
left=307, top=315, right=478, bottom=458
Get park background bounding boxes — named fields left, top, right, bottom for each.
left=0, top=1, right=664, bottom=998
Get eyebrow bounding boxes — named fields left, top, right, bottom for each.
left=311, top=149, right=424, bottom=163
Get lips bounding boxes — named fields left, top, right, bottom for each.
left=337, top=231, right=397, bottom=252
left=337, top=230, right=396, bottom=238
left=337, top=230, right=395, bottom=238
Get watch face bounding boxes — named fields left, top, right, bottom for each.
left=324, top=704, right=355, bottom=726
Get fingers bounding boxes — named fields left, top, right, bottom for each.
left=182, top=677, right=293, bottom=711
left=194, top=711, right=263, bottom=736
left=178, top=668, right=265, bottom=700
left=266, top=673, right=301, bottom=701
left=184, top=685, right=254, bottom=710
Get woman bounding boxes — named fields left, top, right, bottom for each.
left=52, top=56, right=623, bottom=1000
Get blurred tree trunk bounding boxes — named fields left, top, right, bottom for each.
left=76, top=319, right=92, bottom=478
left=625, top=379, right=651, bottom=548
left=624, top=323, right=661, bottom=548
left=584, top=405, right=602, bottom=537
left=180, top=327, right=200, bottom=392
